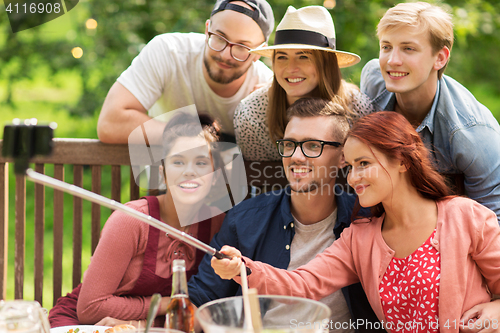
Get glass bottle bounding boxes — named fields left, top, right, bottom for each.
left=165, top=259, right=195, bottom=333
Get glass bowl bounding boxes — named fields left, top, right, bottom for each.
left=196, top=295, right=331, bottom=333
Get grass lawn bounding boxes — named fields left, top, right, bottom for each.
left=0, top=69, right=98, bottom=139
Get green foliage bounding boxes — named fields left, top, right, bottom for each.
left=2, top=0, right=500, bottom=119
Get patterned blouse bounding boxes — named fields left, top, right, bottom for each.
left=233, top=83, right=375, bottom=161
left=379, top=230, right=441, bottom=333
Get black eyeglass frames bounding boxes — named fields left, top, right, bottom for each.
left=206, top=31, right=265, bottom=62
left=276, top=139, right=342, bottom=158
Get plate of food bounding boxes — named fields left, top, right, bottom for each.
left=50, top=325, right=111, bottom=333
left=50, top=324, right=137, bottom=333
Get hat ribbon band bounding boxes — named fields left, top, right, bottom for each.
left=274, top=29, right=336, bottom=50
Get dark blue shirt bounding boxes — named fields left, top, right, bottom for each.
left=188, top=187, right=383, bottom=332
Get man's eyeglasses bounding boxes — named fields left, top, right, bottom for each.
left=276, top=139, right=342, bottom=158
left=207, top=31, right=261, bottom=62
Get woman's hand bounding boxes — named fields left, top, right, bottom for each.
left=95, top=316, right=145, bottom=327
left=210, top=246, right=243, bottom=280
left=460, top=299, right=500, bottom=332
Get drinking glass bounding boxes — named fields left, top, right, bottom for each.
left=0, top=300, right=50, bottom=333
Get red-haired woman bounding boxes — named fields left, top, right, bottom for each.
left=211, top=111, right=500, bottom=333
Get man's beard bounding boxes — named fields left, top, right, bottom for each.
left=203, top=54, right=249, bottom=84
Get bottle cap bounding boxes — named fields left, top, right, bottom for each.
left=173, top=259, right=186, bottom=272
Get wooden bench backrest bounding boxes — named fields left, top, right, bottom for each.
left=0, top=139, right=142, bottom=307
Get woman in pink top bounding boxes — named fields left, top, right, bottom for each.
left=49, top=112, right=225, bottom=327
left=212, top=111, right=500, bottom=333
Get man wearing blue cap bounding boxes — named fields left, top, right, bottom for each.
left=97, top=0, right=274, bottom=145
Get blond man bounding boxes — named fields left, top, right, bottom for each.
left=361, top=2, right=500, bottom=330
left=361, top=2, right=500, bottom=221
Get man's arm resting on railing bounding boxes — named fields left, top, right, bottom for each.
left=97, top=82, right=166, bottom=145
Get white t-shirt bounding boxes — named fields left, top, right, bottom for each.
left=263, top=209, right=354, bottom=333
left=117, top=32, right=273, bottom=135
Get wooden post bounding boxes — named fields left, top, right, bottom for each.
left=73, top=165, right=83, bottom=289
left=91, top=166, right=101, bottom=254
left=14, top=174, right=26, bottom=299
left=53, top=164, right=64, bottom=305
left=0, top=163, right=8, bottom=300
left=34, top=163, right=45, bottom=304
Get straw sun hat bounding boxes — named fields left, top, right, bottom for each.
left=250, top=6, right=361, bottom=68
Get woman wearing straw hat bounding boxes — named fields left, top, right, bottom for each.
left=234, top=5, right=374, bottom=161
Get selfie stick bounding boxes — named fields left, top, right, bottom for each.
left=3, top=121, right=231, bottom=261
left=25, top=169, right=230, bottom=259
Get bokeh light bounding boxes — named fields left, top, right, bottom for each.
left=86, top=18, right=98, bottom=30
left=323, top=0, right=336, bottom=9
left=72, top=47, right=83, bottom=59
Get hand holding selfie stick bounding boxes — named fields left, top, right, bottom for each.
left=2, top=121, right=232, bottom=261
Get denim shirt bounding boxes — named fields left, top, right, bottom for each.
left=188, top=187, right=383, bottom=332
left=361, top=59, right=500, bottom=221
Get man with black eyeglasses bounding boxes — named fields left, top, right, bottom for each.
left=189, top=98, right=384, bottom=333
left=97, top=0, right=274, bottom=145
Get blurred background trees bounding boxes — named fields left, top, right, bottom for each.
left=1, top=0, right=499, bottom=127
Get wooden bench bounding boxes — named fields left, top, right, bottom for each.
left=0, top=139, right=287, bottom=308
left=0, top=139, right=144, bottom=307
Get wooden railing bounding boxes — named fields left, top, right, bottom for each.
left=0, top=139, right=143, bottom=307
left=0, top=138, right=288, bottom=308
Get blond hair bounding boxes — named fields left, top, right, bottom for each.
left=267, top=49, right=357, bottom=141
left=377, top=2, right=454, bottom=79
